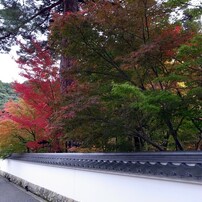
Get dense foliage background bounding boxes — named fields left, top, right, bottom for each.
left=0, top=0, right=201, bottom=157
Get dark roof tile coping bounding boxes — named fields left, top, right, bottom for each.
left=7, top=152, right=202, bottom=182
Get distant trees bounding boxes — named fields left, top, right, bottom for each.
left=0, top=81, right=17, bottom=109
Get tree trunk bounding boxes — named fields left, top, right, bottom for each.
left=134, top=136, right=141, bottom=151
left=165, top=119, right=184, bottom=151
left=60, top=0, right=78, bottom=92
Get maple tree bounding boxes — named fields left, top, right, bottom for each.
left=0, top=0, right=200, bottom=51
left=0, top=40, right=95, bottom=153
left=0, top=115, right=26, bottom=158
left=1, top=99, right=43, bottom=151
left=50, top=0, right=202, bottom=151
left=0, top=41, right=65, bottom=152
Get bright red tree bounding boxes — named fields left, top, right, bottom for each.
left=3, top=41, right=63, bottom=151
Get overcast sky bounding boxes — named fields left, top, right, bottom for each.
left=0, top=52, right=25, bottom=83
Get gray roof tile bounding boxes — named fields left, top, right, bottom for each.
left=8, top=152, right=202, bottom=182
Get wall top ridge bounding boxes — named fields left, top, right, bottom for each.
left=8, top=152, right=202, bottom=182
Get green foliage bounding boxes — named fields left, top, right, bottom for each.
left=0, top=81, right=18, bottom=109
left=0, top=0, right=64, bottom=52
left=165, top=0, right=189, bottom=6
left=178, top=35, right=202, bottom=58
left=112, top=83, right=145, bottom=100
left=164, top=0, right=202, bottom=32
left=0, top=141, right=25, bottom=159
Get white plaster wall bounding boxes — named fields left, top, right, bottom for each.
left=1, top=159, right=202, bottom=202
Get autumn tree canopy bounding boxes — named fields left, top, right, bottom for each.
left=50, top=0, right=202, bottom=151
left=0, top=0, right=201, bottom=155
left=0, top=0, right=201, bottom=51
left=0, top=41, right=64, bottom=154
